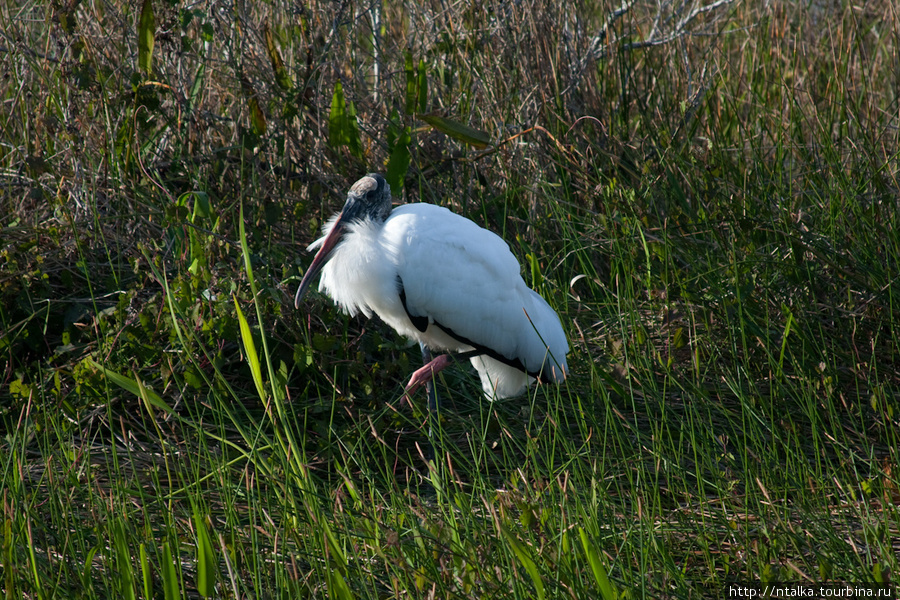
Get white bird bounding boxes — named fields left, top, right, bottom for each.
left=294, top=173, right=568, bottom=404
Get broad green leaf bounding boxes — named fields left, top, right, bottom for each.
left=386, top=127, right=411, bottom=194
left=175, top=191, right=213, bottom=277
left=500, top=525, right=545, bottom=600
left=9, top=378, right=31, bottom=399
left=326, top=568, right=353, bottom=600
left=673, top=326, right=687, bottom=349
left=162, top=541, right=180, bottom=600
left=578, top=527, right=618, bottom=600
left=139, top=544, right=152, bottom=600
left=138, top=0, right=155, bottom=76
left=345, top=98, right=362, bottom=157
left=193, top=512, right=217, bottom=597
left=328, top=81, right=347, bottom=147
left=328, top=81, right=362, bottom=158
left=417, top=58, right=427, bottom=113
left=188, top=191, right=211, bottom=222
left=873, top=561, right=886, bottom=583
left=420, top=113, right=490, bottom=148
left=386, top=109, right=399, bottom=149
left=188, top=230, right=204, bottom=276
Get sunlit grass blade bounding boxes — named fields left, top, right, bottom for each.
left=233, top=294, right=266, bottom=402
left=777, top=306, right=794, bottom=380
left=161, top=541, right=181, bottom=600
left=326, top=568, right=354, bottom=600
left=25, top=519, right=43, bottom=599
left=139, top=543, right=152, bottom=599
left=193, top=510, right=218, bottom=598
left=500, top=524, right=545, bottom=600
left=86, top=358, right=173, bottom=414
left=579, top=527, right=618, bottom=600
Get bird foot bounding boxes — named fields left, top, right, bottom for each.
left=405, top=353, right=454, bottom=397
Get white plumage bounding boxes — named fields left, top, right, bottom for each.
left=295, top=174, right=568, bottom=400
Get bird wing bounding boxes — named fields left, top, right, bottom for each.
left=381, top=204, right=568, bottom=378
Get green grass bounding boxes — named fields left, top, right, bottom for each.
left=1, top=0, right=899, bottom=598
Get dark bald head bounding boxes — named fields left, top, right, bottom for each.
left=347, top=173, right=392, bottom=223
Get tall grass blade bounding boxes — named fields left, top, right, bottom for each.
left=86, top=358, right=172, bottom=413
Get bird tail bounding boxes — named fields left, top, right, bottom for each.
left=470, top=356, right=531, bottom=400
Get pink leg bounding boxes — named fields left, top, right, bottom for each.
left=405, top=353, right=454, bottom=396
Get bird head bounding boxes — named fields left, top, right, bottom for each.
left=294, top=173, right=392, bottom=308
left=346, top=173, right=392, bottom=222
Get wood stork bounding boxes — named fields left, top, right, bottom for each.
left=294, top=173, right=568, bottom=409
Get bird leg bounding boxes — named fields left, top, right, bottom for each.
left=407, top=347, right=484, bottom=464
left=413, top=344, right=444, bottom=463
left=406, top=350, right=454, bottom=399
left=406, top=348, right=484, bottom=397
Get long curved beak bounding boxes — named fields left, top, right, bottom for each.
left=295, top=193, right=367, bottom=308
left=294, top=217, right=347, bottom=309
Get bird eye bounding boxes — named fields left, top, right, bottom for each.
left=366, top=190, right=376, bottom=200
